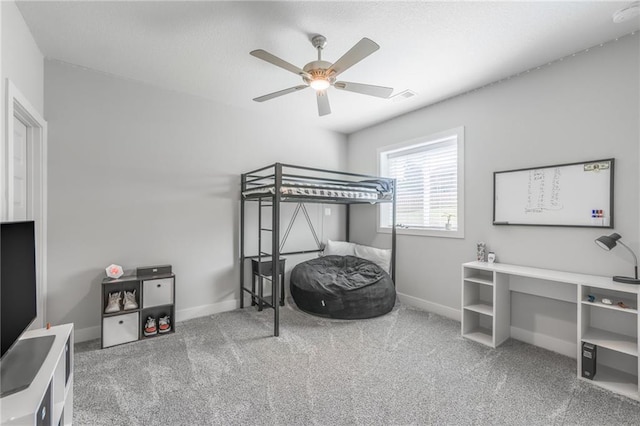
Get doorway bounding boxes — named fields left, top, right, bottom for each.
left=3, top=79, right=48, bottom=329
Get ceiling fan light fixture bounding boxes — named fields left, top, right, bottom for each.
left=310, top=78, right=331, bottom=91
left=613, top=2, right=640, bottom=23
left=250, top=35, right=393, bottom=116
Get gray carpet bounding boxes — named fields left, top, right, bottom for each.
left=74, top=301, right=640, bottom=425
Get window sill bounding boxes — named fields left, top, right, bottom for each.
left=378, top=226, right=464, bottom=239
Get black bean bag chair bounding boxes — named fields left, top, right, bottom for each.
left=290, top=255, right=395, bottom=319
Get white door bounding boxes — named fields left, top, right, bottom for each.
left=12, top=116, right=30, bottom=221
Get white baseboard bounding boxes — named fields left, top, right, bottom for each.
left=397, top=292, right=461, bottom=322
left=396, top=295, right=576, bottom=359
left=175, top=299, right=238, bottom=322
left=73, top=299, right=240, bottom=343
left=74, top=325, right=101, bottom=343
left=75, top=296, right=578, bottom=360
left=510, top=326, right=577, bottom=359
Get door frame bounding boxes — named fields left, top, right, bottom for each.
left=3, top=79, right=48, bottom=328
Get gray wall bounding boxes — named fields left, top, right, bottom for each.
left=45, top=60, right=347, bottom=339
left=1, top=1, right=44, bottom=115
left=347, top=34, right=639, bottom=336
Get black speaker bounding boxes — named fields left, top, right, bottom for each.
left=582, top=342, right=597, bottom=380
left=137, top=265, right=172, bottom=277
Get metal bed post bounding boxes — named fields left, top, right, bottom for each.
left=272, top=163, right=282, bottom=336
left=257, top=196, right=263, bottom=310
left=240, top=173, right=246, bottom=309
left=345, top=204, right=350, bottom=242
left=391, top=178, right=397, bottom=284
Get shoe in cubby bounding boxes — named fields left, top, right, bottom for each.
left=144, top=316, right=157, bottom=336
left=158, top=315, right=171, bottom=333
left=123, top=290, right=138, bottom=310
left=104, top=292, right=122, bottom=314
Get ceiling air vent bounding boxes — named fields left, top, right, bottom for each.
left=390, top=90, right=417, bottom=103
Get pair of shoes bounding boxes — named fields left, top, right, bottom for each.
left=144, top=315, right=171, bottom=336
left=104, top=290, right=138, bottom=313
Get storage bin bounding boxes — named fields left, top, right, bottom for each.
left=143, top=277, right=174, bottom=308
left=102, top=312, right=139, bottom=347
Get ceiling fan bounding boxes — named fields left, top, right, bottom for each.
left=250, top=35, right=393, bottom=116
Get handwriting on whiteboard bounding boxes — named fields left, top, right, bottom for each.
left=525, top=168, right=563, bottom=213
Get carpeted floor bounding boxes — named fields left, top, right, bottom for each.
left=74, top=301, right=640, bottom=425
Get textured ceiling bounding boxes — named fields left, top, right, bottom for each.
left=16, top=1, right=640, bottom=134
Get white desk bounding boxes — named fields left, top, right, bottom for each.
left=461, top=261, right=639, bottom=401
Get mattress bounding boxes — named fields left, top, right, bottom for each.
left=243, top=179, right=392, bottom=201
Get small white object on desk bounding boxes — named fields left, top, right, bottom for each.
left=105, top=264, right=124, bottom=279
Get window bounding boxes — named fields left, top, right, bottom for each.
left=378, top=127, right=464, bottom=238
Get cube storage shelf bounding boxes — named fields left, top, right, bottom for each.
left=101, top=272, right=175, bottom=349
left=461, top=261, right=640, bottom=402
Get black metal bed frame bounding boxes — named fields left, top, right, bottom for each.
left=240, top=162, right=397, bottom=336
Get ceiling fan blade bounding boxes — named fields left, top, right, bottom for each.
left=253, top=85, right=308, bottom=102
left=327, top=38, right=380, bottom=77
left=334, top=81, right=393, bottom=98
left=250, top=49, right=311, bottom=78
left=316, top=90, right=331, bottom=116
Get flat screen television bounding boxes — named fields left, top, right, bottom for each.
left=1, top=220, right=38, bottom=358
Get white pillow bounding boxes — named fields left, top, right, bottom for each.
left=354, top=244, right=392, bottom=273
left=324, top=239, right=356, bottom=256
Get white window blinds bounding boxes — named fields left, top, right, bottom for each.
left=383, top=138, right=458, bottom=230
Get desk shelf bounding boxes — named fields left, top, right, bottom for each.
left=461, top=264, right=510, bottom=349
left=464, top=303, right=493, bottom=316
left=464, top=276, right=493, bottom=286
left=581, top=294, right=638, bottom=315
left=582, top=328, right=638, bottom=357
left=582, top=364, right=639, bottom=400
left=461, top=260, right=640, bottom=402
left=579, top=284, right=638, bottom=386
left=462, top=328, right=493, bottom=347
left=579, top=285, right=639, bottom=400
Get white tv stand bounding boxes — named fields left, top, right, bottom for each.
left=1, top=324, right=74, bottom=425
left=461, top=261, right=639, bottom=401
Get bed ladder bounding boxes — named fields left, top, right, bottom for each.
left=255, top=195, right=281, bottom=336
left=240, top=167, right=283, bottom=337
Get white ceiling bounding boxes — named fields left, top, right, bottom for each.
left=16, top=1, right=640, bottom=134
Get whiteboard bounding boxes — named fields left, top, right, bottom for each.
left=493, top=159, right=614, bottom=227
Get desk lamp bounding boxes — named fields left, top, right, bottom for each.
left=595, top=233, right=640, bottom=284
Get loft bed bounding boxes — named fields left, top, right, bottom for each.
left=240, top=163, right=397, bottom=336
